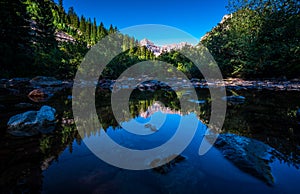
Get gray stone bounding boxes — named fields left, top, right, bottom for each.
left=212, top=133, right=276, bottom=185
left=7, top=105, right=56, bottom=136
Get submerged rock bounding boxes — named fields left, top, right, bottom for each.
left=212, top=133, right=276, bottom=185
left=7, top=105, right=56, bottom=136
left=222, top=95, right=246, bottom=105
left=150, top=154, right=186, bottom=174
left=145, top=123, right=158, bottom=132
left=223, top=95, right=246, bottom=102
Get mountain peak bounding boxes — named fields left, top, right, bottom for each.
left=139, top=39, right=192, bottom=56
left=140, top=38, right=154, bottom=46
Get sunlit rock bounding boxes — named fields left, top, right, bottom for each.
left=7, top=105, right=56, bottom=136
left=28, top=89, right=52, bottom=102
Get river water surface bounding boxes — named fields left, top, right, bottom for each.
left=1, top=88, right=300, bottom=193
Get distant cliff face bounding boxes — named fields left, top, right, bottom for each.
left=139, top=38, right=192, bottom=56
left=200, top=14, right=233, bottom=43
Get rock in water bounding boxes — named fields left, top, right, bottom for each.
left=28, top=89, right=53, bottom=102
left=28, top=89, right=48, bottom=97
left=222, top=95, right=246, bottom=103
left=212, top=133, right=276, bottom=185
left=150, top=154, right=186, bottom=174
left=30, top=76, right=62, bottom=87
left=7, top=106, right=56, bottom=136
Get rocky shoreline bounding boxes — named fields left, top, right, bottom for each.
left=1, top=77, right=300, bottom=98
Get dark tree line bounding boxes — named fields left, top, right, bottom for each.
left=0, top=0, right=155, bottom=79
left=2, top=0, right=298, bottom=80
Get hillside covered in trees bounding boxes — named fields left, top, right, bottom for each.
left=0, top=0, right=299, bottom=80
left=201, top=0, right=300, bottom=79
left=0, top=0, right=154, bottom=79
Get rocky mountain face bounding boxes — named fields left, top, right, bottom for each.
left=139, top=38, right=192, bottom=56
left=200, top=14, right=233, bottom=42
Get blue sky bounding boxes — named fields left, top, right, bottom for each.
left=55, top=0, right=229, bottom=45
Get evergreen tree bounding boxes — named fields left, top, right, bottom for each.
left=108, top=24, right=115, bottom=34
left=67, top=7, right=79, bottom=28
left=86, top=18, right=92, bottom=42
left=202, top=0, right=300, bottom=78
left=0, top=0, right=32, bottom=77
left=26, top=0, right=60, bottom=75
left=97, top=22, right=108, bottom=40
left=58, top=0, right=63, bottom=8
left=91, top=18, right=97, bottom=44
left=79, top=15, right=86, bottom=35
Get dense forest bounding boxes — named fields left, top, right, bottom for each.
left=0, top=0, right=154, bottom=79
left=0, top=0, right=299, bottom=79
left=201, top=0, right=300, bottom=79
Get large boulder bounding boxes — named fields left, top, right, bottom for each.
left=7, top=106, right=56, bottom=136
left=212, top=133, right=277, bottom=185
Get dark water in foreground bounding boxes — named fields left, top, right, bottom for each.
left=1, top=88, right=300, bottom=193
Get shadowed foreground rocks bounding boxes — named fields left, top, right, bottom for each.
left=7, top=105, right=56, bottom=136
left=212, top=133, right=279, bottom=185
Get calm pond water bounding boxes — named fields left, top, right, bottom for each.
left=1, top=87, right=300, bottom=193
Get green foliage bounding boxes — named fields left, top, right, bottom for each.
left=158, top=48, right=202, bottom=79
left=102, top=38, right=155, bottom=79
left=0, top=0, right=33, bottom=77
left=202, top=0, right=300, bottom=78
left=0, top=0, right=141, bottom=79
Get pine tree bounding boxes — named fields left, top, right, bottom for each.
left=91, top=18, right=97, bottom=44
left=86, top=18, right=92, bottom=42
left=26, top=0, right=60, bottom=75
left=108, top=24, right=115, bottom=34
left=0, top=0, right=32, bottom=76
left=97, top=22, right=107, bottom=40
left=33, top=0, right=57, bottom=51
left=79, top=15, right=86, bottom=36
left=58, top=0, right=63, bottom=8
left=67, top=7, right=79, bottom=28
